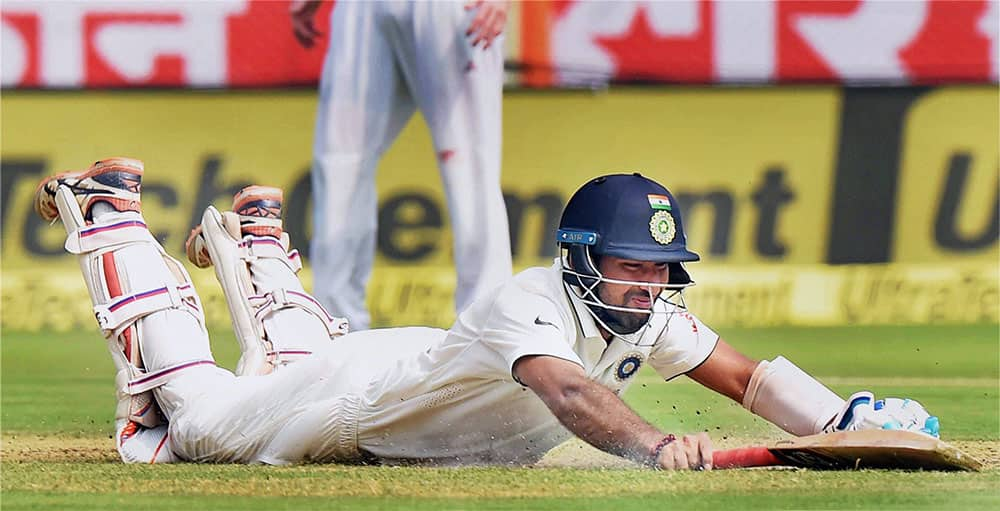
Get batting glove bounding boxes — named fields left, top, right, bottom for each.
left=825, top=391, right=940, bottom=438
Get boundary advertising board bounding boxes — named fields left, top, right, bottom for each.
left=2, top=87, right=996, bottom=329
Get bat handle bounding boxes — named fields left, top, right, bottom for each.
left=713, top=447, right=782, bottom=469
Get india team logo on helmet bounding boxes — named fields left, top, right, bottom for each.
left=556, top=172, right=700, bottom=344
left=649, top=210, right=676, bottom=245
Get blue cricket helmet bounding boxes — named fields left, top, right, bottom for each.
left=558, top=173, right=699, bottom=289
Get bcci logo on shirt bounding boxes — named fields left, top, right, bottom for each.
left=615, top=352, right=644, bottom=381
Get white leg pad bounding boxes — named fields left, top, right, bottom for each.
left=54, top=186, right=215, bottom=434
left=742, top=356, right=846, bottom=436
left=198, top=206, right=348, bottom=376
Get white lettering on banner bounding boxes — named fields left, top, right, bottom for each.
left=1, top=18, right=27, bottom=86
left=713, top=0, right=774, bottom=81
left=551, top=0, right=700, bottom=85
left=794, top=0, right=928, bottom=83
left=2, top=0, right=246, bottom=87
left=3, top=0, right=996, bottom=88
left=26, top=2, right=86, bottom=87
left=980, top=0, right=999, bottom=81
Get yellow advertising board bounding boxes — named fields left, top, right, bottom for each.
left=3, top=263, right=995, bottom=332
left=895, top=87, right=999, bottom=263
left=2, top=88, right=996, bottom=330
left=1, top=88, right=845, bottom=270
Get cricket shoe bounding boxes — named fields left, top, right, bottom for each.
left=185, top=185, right=285, bottom=268
left=233, top=185, right=284, bottom=238
left=34, top=157, right=143, bottom=222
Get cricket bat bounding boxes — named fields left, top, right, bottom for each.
left=712, top=430, right=982, bottom=471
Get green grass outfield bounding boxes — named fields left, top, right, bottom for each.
left=3, top=324, right=998, bottom=510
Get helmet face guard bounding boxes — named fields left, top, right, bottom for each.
left=559, top=240, right=693, bottom=346
left=556, top=173, right=701, bottom=345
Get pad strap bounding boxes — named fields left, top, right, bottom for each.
left=126, top=359, right=217, bottom=395
left=95, top=283, right=202, bottom=335
left=65, top=219, right=156, bottom=254
left=239, top=236, right=302, bottom=273
left=249, top=288, right=349, bottom=341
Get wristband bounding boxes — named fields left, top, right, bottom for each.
left=649, top=433, right=677, bottom=468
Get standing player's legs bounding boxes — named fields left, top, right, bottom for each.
left=186, top=186, right=348, bottom=376
left=310, top=1, right=417, bottom=330
left=34, top=158, right=227, bottom=463
left=392, top=2, right=513, bottom=313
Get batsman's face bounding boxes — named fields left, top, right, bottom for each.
left=595, top=256, right=670, bottom=333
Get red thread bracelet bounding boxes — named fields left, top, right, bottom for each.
left=649, top=433, right=677, bottom=467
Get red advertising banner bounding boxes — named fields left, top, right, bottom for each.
left=2, top=0, right=332, bottom=88
left=521, top=0, right=998, bottom=86
left=2, top=0, right=997, bottom=89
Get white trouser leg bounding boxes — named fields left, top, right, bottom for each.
left=162, top=334, right=380, bottom=464
left=311, top=0, right=416, bottom=330
left=393, top=1, right=513, bottom=313
left=159, top=327, right=444, bottom=464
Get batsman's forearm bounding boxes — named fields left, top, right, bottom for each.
left=542, top=380, right=665, bottom=464
left=741, top=357, right=844, bottom=436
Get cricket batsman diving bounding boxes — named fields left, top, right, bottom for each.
left=35, top=159, right=940, bottom=468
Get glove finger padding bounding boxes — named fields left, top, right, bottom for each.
left=874, top=397, right=940, bottom=437
left=828, top=391, right=940, bottom=438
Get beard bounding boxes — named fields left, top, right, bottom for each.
left=591, top=286, right=653, bottom=335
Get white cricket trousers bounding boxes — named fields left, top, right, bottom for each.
left=156, top=327, right=442, bottom=464
left=76, top=208, right=443, bottom=464
left=309, top=0, right=512, bottom=330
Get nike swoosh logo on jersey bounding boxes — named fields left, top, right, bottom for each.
left=534, top=316, right=558, bottom=329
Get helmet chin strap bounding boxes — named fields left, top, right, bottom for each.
left=591, top=304, right=646, bottom=336
left=588, top=304, right=651, bottom=344
left=583, top=299, right=671, bottom=347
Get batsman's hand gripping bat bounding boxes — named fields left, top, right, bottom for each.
left=712, top=430, right=982, bottom=471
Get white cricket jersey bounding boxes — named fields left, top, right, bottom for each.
left=353, top=261, right=720, bottom=465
